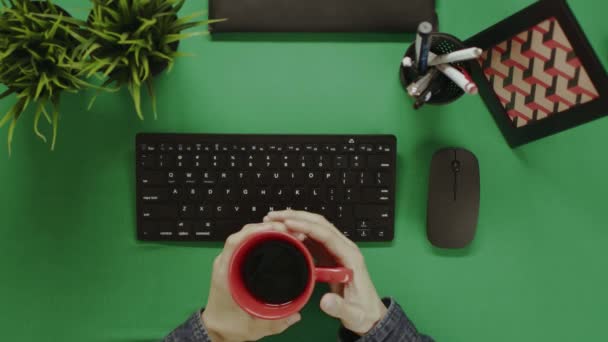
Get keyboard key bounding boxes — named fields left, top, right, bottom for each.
left=193, top=154, right=210, bottom=168
left=257, top=187, right=271, bottom=201
left=354, top=205, right=391, bottom=221
left=141, top=171, right=165, bottom=185
left=167, top=171, right=180, bottom=185
left=244, top=155, right=255, bottom=168
left=341, top=144, right=356, bottom=152
left=341, top=228, right=353, bottom=239
left=218, top=171, right=234, bottom=183
left=186, top=187, right=199, bottom=200
left=176, top=221, right=193, bottom=237
left=176, top=154, right=191, bottom=168
left=356, top=229, right=371, bottom=240
left=139, top=153, right=156, bottom=168
left=350, top=155, right=365, bottom=169
left=291, top=171, right=305, bottom=184
left=229, top=204, right=244, bottom=216
left=344, top=188, right=360, bottom=202
left=240, top=187, right=253, bottom=201
left=141, top=205, right=177, bottom=219
left=184, top=172, right=197, bottom=184
left=141, top=188, right=168, bottom=202
left=318, top=203, right=336, bottom=219
left=305, top=171, right=322, bottom=184
left=356, top=220, right=372, bottom=229
left=359, top=171, right=375, bottom=186
left=236, top=171, right=249, bottom=183
left=358, top=144, right=374, bottom=152
left=368, top=155, right=392, bottom=168
left=361, top=188, right=391, bottom=202
left=323, top=171, right=338, bottom=185
left=286, top=144, right=301, bottom=152
left=341, top=171, right=358, bottom=186
left=275, top=187, right=290, bottom=201
left=265, top=171, right=288, bottom=184
left=158, top=222, right=175, bottom=237
left=197, top=204, right=212, bottom=218
left=304, top=144, right=319, bottom=152
left=316, top=155, right=330, bottom=169
left=293, top=188, right=306, bottom=200
left=201, top=171, right=216, bottom=185
left=228, top=155, right=242, bottom=168
left=179, top=203, right=196, bottom=218
left=376, top=172, right=390, bottom=186
left=249, top=205, right=265, bottom=221
left=263, top=154, right=280, bottom=168
left=211, top=155, right=227, bottom=168
left=203, top=187, right=217, bottom=202
left=169, top=187, right=182, bottom=200
left=281, top=155, right=295, bottom=168
left=327, top=187, right=338, bottom=201
left=157, top=154, right=174, bottom=168
left=322, top=144, right=337, bottom=152
left=215, top=205, right=229, bottom=218
left=376, top=144, right=392, bottom=153
left=311, top=187, right=326, bottom=201
left=194, top=221, right=213, bottom=238
left=376, top=229, right=388, bottom=239
left=215, top=220, right=243, bottom=236
left=221, top=187, right=237, bottom=201
left=337, top=204, right=352, bottom=220
left=140, top=221, right=160, bottom=239
left=334, top=155, right=347, bottom=168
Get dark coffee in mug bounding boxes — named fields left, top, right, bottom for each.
left=241, top=239, right=310, bottom=304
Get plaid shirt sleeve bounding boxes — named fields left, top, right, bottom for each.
left=164, top=299, right=433, bottom=342
left=338, top=299, right=435, bottom=342
left=163, top=310, right=211, bottom=342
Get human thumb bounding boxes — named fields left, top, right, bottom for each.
left=320, top=293, right=365, bottom=329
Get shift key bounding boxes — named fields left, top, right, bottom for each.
left=141, top=205, right=177, bottom=219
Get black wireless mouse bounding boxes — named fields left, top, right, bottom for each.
left=426, top=148, right=480, bottom=249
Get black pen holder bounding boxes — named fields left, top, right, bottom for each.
left=400, top=33, right=473, bottom=105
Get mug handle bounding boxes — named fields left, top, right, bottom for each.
left=315, top=267, right=353, bottom=283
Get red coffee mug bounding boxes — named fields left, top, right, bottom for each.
left=228, top=231, right=353, bottom=320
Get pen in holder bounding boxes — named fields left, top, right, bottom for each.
left=400, top=32, right=475, bottom=108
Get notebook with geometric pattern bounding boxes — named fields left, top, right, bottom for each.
left=466, top=0, right=608, bottom=147
left=479, top=17, right=600, bottom=128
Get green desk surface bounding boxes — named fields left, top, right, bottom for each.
left=1, top=0, right=607, bottom=341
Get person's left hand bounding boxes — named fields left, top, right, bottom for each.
left=201, top=222, right=302, bottom=342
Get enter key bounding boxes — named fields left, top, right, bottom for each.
left=354, top=204, right=392, bottom=221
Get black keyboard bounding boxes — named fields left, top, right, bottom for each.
left=136, top=134, right=397, bottom=242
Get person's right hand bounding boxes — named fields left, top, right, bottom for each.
left=264, top=210, right=388, bottom=335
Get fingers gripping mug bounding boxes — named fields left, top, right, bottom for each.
left=228, top=231, right=353, bottom=320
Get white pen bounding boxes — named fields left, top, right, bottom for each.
left=429, top=47, right=483, bottom=66
left=435, top=63, right=478, bottom=94
left=406, top=69, right=438, bottom=96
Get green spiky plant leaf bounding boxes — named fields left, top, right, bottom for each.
left=82, top=0, right=224, bottom=120
left=0, top=0, right=92, bottom=154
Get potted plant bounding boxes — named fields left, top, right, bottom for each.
left=0, top=0, right=91, bottom=153
left=81, top=0, right=222, bottom=119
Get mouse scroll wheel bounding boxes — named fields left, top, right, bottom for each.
left=451, top=160, right=461, bottom=173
